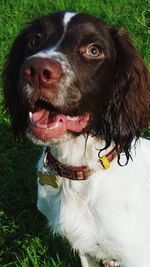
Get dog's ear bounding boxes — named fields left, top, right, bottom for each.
left=2, top=33, right=28, bottom=139
left=105, top=28, right=150, bottom=162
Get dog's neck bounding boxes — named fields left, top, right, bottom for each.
left=47, top=134, right=116, bottom=171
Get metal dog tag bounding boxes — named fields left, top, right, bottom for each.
left=37, top=171, right=58, bottom=188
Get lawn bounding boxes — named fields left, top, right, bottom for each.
left=0, top=0, right=149, bottom=266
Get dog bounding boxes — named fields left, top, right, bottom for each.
left=2, top=11, right=150, bottom=267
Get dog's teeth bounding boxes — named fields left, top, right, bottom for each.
left=66, top=116, right=78, bottom=121
left=29, top=112, right=35, bottom=126
left=29, top=112, right=33, bottom=120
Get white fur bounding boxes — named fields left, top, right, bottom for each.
left=37, top=135, right=150, bottom=267
left=63, top=12, right=76, bottom=26
left=30, top=12, right=76, bottom=58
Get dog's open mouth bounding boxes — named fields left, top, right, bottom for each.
left=28, top=100, right=89, bottom=141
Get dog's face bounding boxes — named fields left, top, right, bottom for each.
left=3, top=12, right=149, bottom=159
left=20, top=12, right=116, bottom=143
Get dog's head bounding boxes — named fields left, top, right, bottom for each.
left=2, top=12, right=150, bottom=161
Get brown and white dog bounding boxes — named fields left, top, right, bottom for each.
left=2, top=11, right=150, bottom=267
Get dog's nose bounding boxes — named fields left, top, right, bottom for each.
left=23, top=58, right=62, bottom=87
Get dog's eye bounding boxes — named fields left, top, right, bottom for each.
left=87, top=44, right=104, bottom=58
left=27, top=33, right=42, bottom=49
left=87, top=44, right=101, bottom=57
left=79, top=43, right=104, bottom=59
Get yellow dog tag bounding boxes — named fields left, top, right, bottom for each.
left=37, top=171, right=58, bottom=188
left=99, top=156, right=110, bottom=169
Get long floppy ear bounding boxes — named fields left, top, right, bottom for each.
left=105, top=28, right=150, bottom=163
left=2, top=33, right=28, bottom=139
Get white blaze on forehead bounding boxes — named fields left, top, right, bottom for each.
left=30, top=50, right=60, bottom=59
left=63, top=12, right=77, bottom=26
left=38, top=12, right=77, bottom=57
left=26, top=12, right=77, bottom=61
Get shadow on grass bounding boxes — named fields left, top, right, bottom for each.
left=0, top=122, right=80, bottom=267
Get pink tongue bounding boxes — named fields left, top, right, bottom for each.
left=31, top=109, right=89, bottom=133
left=32, top=109, right=50, bottom=128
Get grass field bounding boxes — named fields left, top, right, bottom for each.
left=0, top=0, right=150, bottom=266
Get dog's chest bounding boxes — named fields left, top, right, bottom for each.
left=37, top=178, right=111, bottom=258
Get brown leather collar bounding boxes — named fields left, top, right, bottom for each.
left=43, top=146, right=118, bottom=181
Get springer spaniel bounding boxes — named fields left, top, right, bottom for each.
left=2, top=11, right=150, bottom=267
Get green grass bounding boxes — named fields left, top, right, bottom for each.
left=0, top=0, right=149, bottom=266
